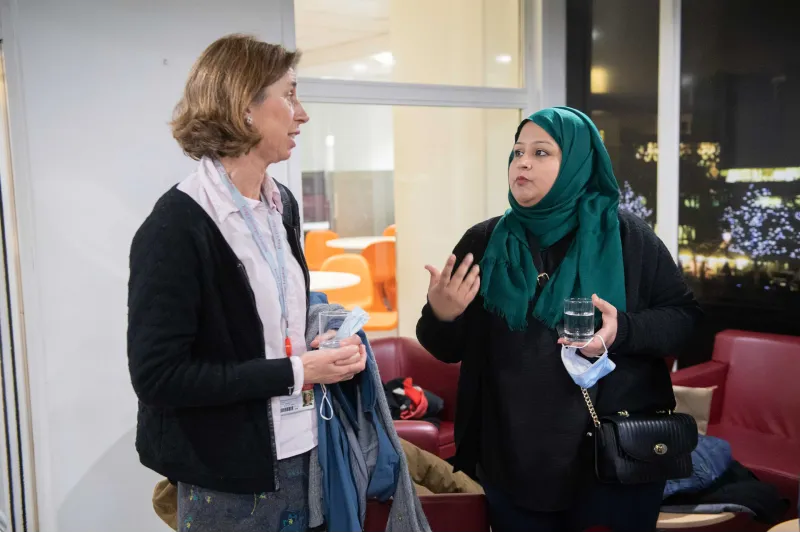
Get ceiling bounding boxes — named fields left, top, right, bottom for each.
left=294, top=0, right=389, bottom=64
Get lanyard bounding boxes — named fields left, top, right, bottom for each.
left=214, top=160, right=293, bottom=356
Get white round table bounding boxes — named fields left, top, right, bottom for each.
left=310, top=271, right=360, bottom=292
left=326, top=236, right=396, bottom=252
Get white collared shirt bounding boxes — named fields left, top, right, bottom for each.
left=178, top=157, right=316, bottom=459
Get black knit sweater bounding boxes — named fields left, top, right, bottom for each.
left=416, top=210, right=702, bottom=512
left=127, top=184, right=309, bottom=493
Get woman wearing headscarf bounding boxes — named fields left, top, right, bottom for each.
left=416, top=107, right=702, bottom=531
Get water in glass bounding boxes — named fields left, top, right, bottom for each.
left=563, top=298, right=595, bottom=343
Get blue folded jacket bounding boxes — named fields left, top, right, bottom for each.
left=664, top=434, right=733, bottom=498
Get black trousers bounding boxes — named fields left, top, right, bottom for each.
left=483, top=478, right=665, bottom=532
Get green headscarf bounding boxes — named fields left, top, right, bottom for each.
left=479, top=106, right=626, bottom=330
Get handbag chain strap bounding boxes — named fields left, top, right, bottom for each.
left=581, top=388, right=601, bottom=428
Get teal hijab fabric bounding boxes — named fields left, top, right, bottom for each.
left=479, top=106, right=626, bottom=330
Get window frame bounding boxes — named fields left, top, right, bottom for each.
left=281, top=0, right=569, bottom=227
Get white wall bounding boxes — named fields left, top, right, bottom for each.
left=1, top=0, right=293, bottom=530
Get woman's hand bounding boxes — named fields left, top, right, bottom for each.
left=301, top=343, right=367, bottom=385
left=309, top=331, right=362, bottom=350
left=558, top=294, right=617, bottom=357
left=425, top=253, right=481, bottom=322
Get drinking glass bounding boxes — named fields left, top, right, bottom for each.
left=563, top=298, right=595, bottom=343
left=318, top=310, right=349, bottom=350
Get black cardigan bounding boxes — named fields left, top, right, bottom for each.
left=127, top=183, right=309, bottom=494
left=416, top=210, right=702, bottom=510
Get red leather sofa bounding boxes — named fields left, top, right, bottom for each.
left=671, top=329, right=800, bottom=514
left=371, top=337, right=460, bottom=458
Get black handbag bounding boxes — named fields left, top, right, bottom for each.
left=581, top=388, right=699, bottom=485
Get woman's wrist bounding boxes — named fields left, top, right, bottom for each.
left=288, top=355, right=304, bottom=395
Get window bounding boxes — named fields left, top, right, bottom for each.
left=569, top=0, right=660, bottom=227
left=300, top=103, right=520, bottom=332
left=294, top=0, right=522, bottom=87
left=678, top=225, right=696, bottom=246
left=292, top=0, right=533, bottom=337
left=679, top=0, right=800, bottom=314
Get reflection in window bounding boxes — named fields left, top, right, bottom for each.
left=583, top=0, right=660, bottom=221
left=293, top=0, right=522, bottom=88
left=679, top=0, right=800, bottom=308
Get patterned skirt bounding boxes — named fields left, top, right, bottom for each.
left=177, top=452, right=310, bottom=532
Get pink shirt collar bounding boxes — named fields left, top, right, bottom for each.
left=199, top=157, right=283, bottom=224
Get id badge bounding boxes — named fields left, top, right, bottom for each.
left=279, top=387, right=315, bottom=416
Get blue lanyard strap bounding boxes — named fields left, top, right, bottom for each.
left=214, top=160, right=290, bottom=335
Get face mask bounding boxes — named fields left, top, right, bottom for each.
left=319, top=384, right=333, bottom=421
left=318, top=307, right=371, bottom=421
left=560, top=334, right=616, bottom=389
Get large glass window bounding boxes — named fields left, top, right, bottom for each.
left=294, top=0, right=527, bottom=337
left=294, top=0, right=522, bottom=88
left=300, top=103, right=520, bottom=335
left=569, top=0, right=660, bottom=227
left=679, top=0, right=800, bottom=320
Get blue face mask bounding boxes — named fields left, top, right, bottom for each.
left=560, top=335, right=616, bottom=389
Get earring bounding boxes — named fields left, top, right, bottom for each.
left=246, top=116, right=253, bottom=125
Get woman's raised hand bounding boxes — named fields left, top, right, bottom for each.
left=425, top=253, right=481, bottom=322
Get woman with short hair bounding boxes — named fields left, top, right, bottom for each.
left=128, top=34, right=366, bottom=531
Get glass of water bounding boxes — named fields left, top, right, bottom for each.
left=318, top=311, right=349, bottom=350
left=563, top=298, right=595, bottom=343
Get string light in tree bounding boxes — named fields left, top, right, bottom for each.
left=619, top=180, right=654, bottom=224
left=721, top=184, right=799, bottom=261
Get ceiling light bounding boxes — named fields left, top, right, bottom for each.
left=372, top=51, right=395, bottom=66
left=352, top=63, right=368, bottom=73
left=495, top=54, right=512, bottom=64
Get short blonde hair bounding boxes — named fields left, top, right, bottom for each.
left=171, top=34, right=300, bottom=160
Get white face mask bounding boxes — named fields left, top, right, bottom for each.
left=560, top=334, right=616, bottom=389
left=316, top=307, right=370, bottom=422
left=319, top=384, right=333, bottom=421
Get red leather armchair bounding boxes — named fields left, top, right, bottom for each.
left=671, top=330, right=800, bottom=513
left=371, top=337, right=460, bottom=458
left=365, top=495, right=489, bottom=531
left=368, top=338, right=489, bottom=531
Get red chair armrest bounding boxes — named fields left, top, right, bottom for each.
left=671, top=361, right=728, bottom=388
left=671, top=361, right=729, bottom=424
left=393, top=420, right=439, bottom=456
left=365, top=494, right=489, bottom=532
